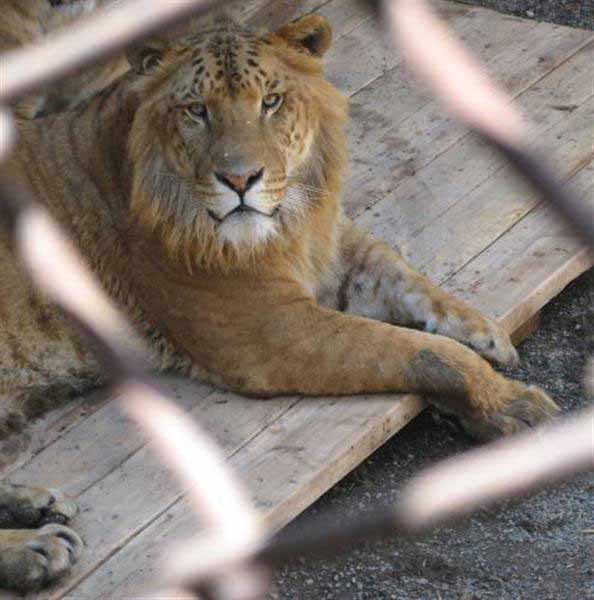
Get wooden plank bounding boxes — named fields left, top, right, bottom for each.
left=325, top=1, right=481, bottom=97
left=511, top=312, right=541, bottom=346
left=442, top=162, right=593, bottom=331
left=0, top=388, right=111, bottom=480
left=19, top=390, right=297, bottom=599
left=345, top=10, right=540, bottom=212
left=355, top=45, right=594, bottom=268
left=344, top=25, right=593, bottom=216
left=61, top=395, right=426, bottom=599
left=315, top=0, right=373, bottom=36
left=248, top=1, right=482, bottom=105
left=405, top=97, right=593, bottom=283
left=242, top=0, right=369, bottom=39
left=10, top=377, right=215, bottom=496
left=241, top=0, right=332, bottom=30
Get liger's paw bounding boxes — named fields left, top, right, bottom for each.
left=462, top=381, right=561, bottom=441
left=0, top=524, right=83, bottom=592
left=467, top=318, right=519, bottom=368
left=0, top=484, right=78, bottom=528
left=434, top=309, right=519, bottom=368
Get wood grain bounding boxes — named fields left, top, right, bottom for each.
left=443, top=162, right=593, bottom=331
left=344, top=25, right=592, bottom=217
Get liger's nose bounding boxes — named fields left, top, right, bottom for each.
left=214, top=168, right=265, bottom=196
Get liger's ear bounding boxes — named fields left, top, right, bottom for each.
left=126, top=45, right=165, bottom=75
left=275, top=14, right=333, bottom=57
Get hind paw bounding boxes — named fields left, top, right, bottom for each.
left=462, top=382, right=561, bottom=441
left=0, top=483, right=78, bottom=528
left=0, top=524, right=83, bottom=592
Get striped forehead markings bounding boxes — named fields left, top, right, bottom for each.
left=177, top=31, right=281, bottom=95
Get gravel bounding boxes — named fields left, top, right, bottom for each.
left=274, top=269, right=594, bottom=599
left=454, top=0, right=593, bottom=29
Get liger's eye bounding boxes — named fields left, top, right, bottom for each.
left=186, top=102, right=208, bottom=121
left=262, top=93, right=283, bottom=114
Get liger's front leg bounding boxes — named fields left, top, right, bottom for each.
left=179, top=282, right=559, bottom=441
left=334, top=217, right=519, bottom=367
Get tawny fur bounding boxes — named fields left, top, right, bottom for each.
left=0, top=3, right=559, bottom=593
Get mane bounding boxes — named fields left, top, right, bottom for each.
left=128, top=21, right=349, bottom=273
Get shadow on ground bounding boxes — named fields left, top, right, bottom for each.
left=275, top=269, right=593, bottom=599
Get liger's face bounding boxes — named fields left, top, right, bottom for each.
left=129, top=15, right=341, bottom=262
left=142, top=25, right=320, bottom=249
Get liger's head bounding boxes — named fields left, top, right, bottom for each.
left=127, top=14, right=348, bottom=268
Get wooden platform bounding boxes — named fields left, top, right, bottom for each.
left=3, top=1, right=593, bottom=597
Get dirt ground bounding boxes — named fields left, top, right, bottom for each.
left=454, top=0, right=593, bottom=29
left=274, top=271, right=593, bottom=599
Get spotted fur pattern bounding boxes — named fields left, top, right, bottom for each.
left=0, top=6, right=559, bottom=593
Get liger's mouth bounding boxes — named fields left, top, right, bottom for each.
left=208, top=204, right=280, bottom=223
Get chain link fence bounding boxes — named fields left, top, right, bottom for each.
left=0, top=1, right=592, bottom=598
